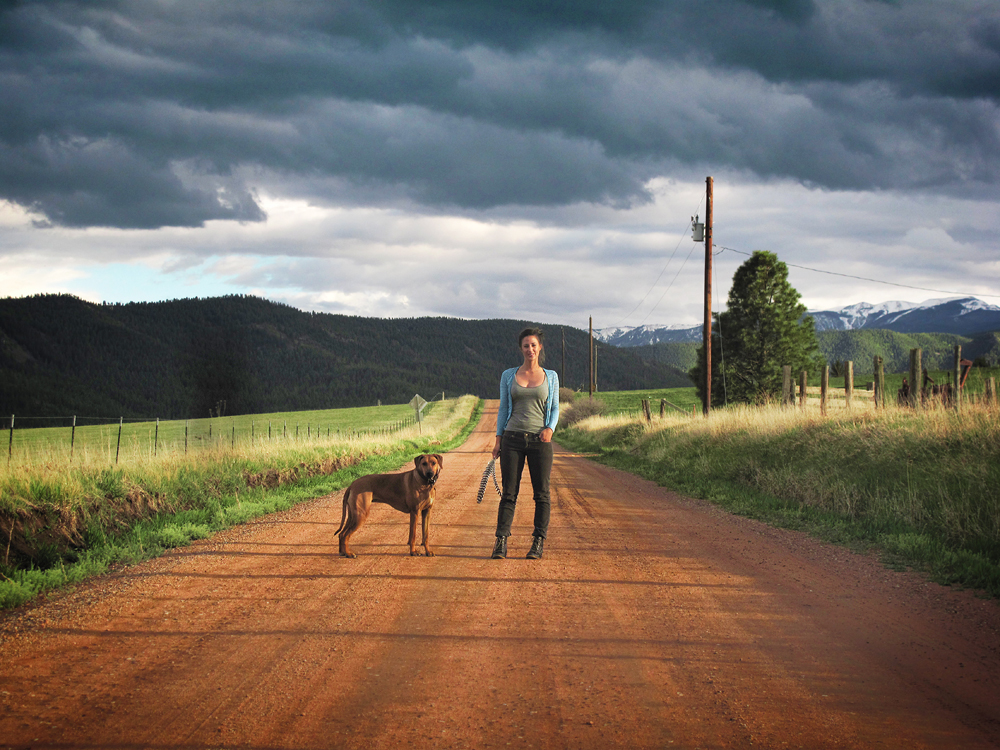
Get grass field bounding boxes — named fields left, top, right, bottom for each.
left=557, top=391, right=1000, bottom=598
left=573, top=387, right=701, bottom=416
left=5, top=402, right=431, bottom=468
left=575, top=367, right=1000, bottom=417
left=0, top=396, right=481, bottom=609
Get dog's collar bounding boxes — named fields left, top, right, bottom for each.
left=425, top=473, right=439, bottom=487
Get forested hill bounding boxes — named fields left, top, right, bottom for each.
left=629, top=328, right=1000, bottom=375
left=0, top=294, right=690, bottom=420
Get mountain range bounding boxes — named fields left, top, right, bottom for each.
left=595, top=297, right=1000, bottom=347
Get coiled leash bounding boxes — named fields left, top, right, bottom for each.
left=476, top=457, right=502, bottom=503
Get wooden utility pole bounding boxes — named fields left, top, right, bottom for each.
left=561, top=327, right=566, bottom=387
left=703, top=176, right=713, bottom=416
left=589, top=316, right=594, bottom=398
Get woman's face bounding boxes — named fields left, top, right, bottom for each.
left=520, top=335, right=541, bottom=363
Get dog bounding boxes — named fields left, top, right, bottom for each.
left=334, top=454, right=444, bottom=558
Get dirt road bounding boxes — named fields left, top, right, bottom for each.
left=2, top=401, right=999, bottom=749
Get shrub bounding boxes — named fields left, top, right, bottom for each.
left=559, top=387, right=577, bottom=404
left=560, top=396, right=605, bottom=427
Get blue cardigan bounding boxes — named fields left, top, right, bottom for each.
left=496, top=366, right=560, bottom=436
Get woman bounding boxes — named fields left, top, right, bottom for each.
left=491, top=327, right=560, bottom=560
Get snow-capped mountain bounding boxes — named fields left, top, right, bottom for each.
left=593, top=323, right=703, bottom=346
left=595, top=297, right=1000, bottom=347
left=809, top=297, right=1000, bottom=334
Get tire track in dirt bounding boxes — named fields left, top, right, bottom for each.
left=1, top=400, right=999, bottom=749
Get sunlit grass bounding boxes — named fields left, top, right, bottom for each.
left=560, top=396, right=1000, bottom=596
left=0, top=398, right=471, bottom=514
left=0, top=396, right=481, bottom=609
left=4, top=402, right=422, bottom=470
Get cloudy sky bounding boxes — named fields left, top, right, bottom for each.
left=2, top=0, right=998, bottom=330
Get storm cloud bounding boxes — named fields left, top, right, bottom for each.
left=2, top=0, right=997, bottom=229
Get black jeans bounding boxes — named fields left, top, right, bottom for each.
left=495, top=430, right=553, bottom=539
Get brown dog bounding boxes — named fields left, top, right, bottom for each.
left=334, top=454, right=444, bottom=558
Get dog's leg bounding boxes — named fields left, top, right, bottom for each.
left=420, top=506, right=434, bottom=557
left=408, top=512, right=419, bottom=556
left=340, top=491, right=372, bottom=558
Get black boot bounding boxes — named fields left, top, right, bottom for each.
left=526, top=536, right=544, bottom=560
left=491, top=536, right=508, bottom=559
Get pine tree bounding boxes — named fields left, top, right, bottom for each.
left=690, top=251, right=824, bottom=406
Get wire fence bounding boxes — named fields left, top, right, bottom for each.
left=4, top=408, right=424, bottom=468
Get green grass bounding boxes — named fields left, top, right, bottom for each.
left=557, top=396, right=1000, bottom=598
left=6, top=402, right=424, bottom=464
left=575, top=387, right=701, bottom=416
left=0, top=396, right=481, bottom=610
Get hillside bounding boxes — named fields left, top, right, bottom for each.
left=597, top=296, right=1000, bottom=346
left=816, top=329, right=1000, bottom=373
left=0, top=294, right=690, bottom=420
left=627, top=329, right=1000, bottom=376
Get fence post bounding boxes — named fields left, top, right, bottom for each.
left=845, top=361, right=853, bottom=409
left=798, top=371, right=807, bottom=409
left=985, top=377, right=996, bottom=406
left=954, top=345, right=962, bottom=412
left=185, top=420, right=189, bottom=453
left=115, top=417, right=123, bottom=465
left=873, top=356, right=884, bottom=409
left=782, top=366, right=792, bottom=406
left=909, top=348, right=921, bottom=408
left=269, top=421, right=272, bottom=441
left=660, top=399, right=666, bottom=418
left=71, top=415, right=77, bottom=460
left=154, top=417, right=159, bottom=456
left=7, top=415, right=13, bottom=465
left=232, top=420, right=235, bottom=449
left=821, top=365, right=829, bottom=416
left=641, top=399, right=651, bottom=423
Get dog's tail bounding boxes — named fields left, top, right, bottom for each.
left=334, top=487, right=350, bottom=536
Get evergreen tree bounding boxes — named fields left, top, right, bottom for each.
left=690, top=251, right=823, bottom=406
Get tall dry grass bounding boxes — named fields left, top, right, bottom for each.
left=562, top=397, right=1000, bottom=594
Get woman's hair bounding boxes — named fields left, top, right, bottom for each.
left=518, top=327, right=545, bottom=366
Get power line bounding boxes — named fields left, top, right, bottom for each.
left=639, top=241, right=701, bottom=327
left=610, top=195, right=705, bottom=329
left=716, top=246, right=1000, bottom=300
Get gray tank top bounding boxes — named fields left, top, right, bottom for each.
left=507, top=375, right=548, bottom=433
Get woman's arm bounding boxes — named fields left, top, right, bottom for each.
left=496, top=368, right=512, bottom=435
left=543, top=370, right=560, bottom=435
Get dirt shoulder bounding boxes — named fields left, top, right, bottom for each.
left=1, top=401, right=998, bottom=749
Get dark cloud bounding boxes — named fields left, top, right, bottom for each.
left=0, top=0, right=997, bottom=229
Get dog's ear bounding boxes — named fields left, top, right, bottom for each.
left=434, top=454, right=444, bottom=467
left=414, top=454, right=426, bottom=468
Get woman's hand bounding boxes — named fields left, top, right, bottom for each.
left=492, top=436, right=502, bottom=459
left=539, top=428, right=553, bottom=443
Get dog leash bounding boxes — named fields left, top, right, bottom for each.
left=476, top=457, right=501, bottom=504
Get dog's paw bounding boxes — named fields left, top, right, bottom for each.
left=425, top=550, right=435, bottom=557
